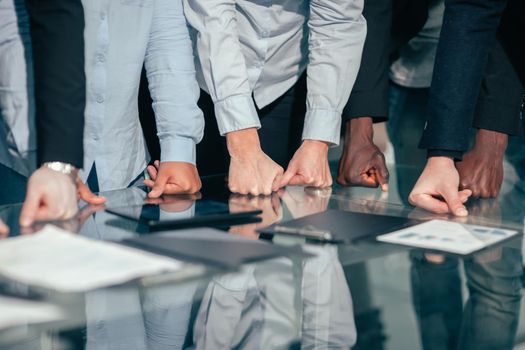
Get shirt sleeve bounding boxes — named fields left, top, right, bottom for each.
left=304, top=0, right=367, bottom=146
left=145, top=0, right=204, bottom=164
left=182, top=0, right=261, bottom=136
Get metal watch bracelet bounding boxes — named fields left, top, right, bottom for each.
left=42, top=162, right=79, bottom=184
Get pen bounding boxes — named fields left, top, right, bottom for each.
left=272, top=225, right=333, bottom=241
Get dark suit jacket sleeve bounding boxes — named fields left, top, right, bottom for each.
left=474, top=39, right=524, bottom=136
left=418, top=0, right=508, bottom=158
left=26, top=0, right=85, bottom=168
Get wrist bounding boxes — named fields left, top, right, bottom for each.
left=346, top=117, right=374, bottom=144
left=474, top=129, right=508, bottom=155
left=226, top=128, right=261, bottom=157
left=427, top=156, right=454, bottom=167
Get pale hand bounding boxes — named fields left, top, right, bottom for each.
left=409, top=157, right=471, bottom=216
left=227, top=129, right=284, bottom=196
left=144, top=161, right=202, bottom=198
left=280, top=140, right=332, bottom=188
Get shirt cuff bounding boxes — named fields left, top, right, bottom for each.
left=427, top=149, right=463, bottom=161
left=302, top=109, right=342, bottom=146
left=160, top=137, right=196, bottom=164
left=214, top=94, right=261, bottom=136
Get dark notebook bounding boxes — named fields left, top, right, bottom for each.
left=258, top=210, right=420, bottom=243
left=121, top=228, right=310, bottom=269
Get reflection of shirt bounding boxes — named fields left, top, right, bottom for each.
left=81, top=0, right=203, bottom=191
left=389, top=0, right=444, bottom=88
left=194, top=245, right=356, bottom=349
left=183, top=0, right=366, bottom=146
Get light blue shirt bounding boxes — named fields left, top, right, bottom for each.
left=183, top=0, right=366, bottom=146
left=81, top=0, right=203, bottom=191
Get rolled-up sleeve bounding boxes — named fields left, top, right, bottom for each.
left=182, top=0, right=260, bottom=136
left=305, top=0, right=367, bottom=146
left=145, top=0, right=204, bottom=164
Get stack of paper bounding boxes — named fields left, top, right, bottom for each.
left=0, top=225, right=183, bottom=292
left=0, top=296, right=65, bottom=330
left=377, top=220, right=519, bottom=255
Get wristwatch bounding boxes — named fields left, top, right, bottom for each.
left=42, top=162, right=79, bottom=184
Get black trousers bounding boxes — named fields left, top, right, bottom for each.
left=196, top=76, right=307, bottom=177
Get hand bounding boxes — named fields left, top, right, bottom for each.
left=0, top=219, right=8, bottom=238
left=280, top=140, right=332, bottom=188
left=456, top=129, right=507, bottom=198
left=409, top=157, right=471, bottom=216
left=337, top=118, right=389, bottom=190
left=227, top=128, right=284, bottom=195
left=279, top=186, right=331, bottom=218
left=144, top=161, right=202, bottom=198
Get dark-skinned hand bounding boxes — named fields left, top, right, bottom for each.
left=456, top=129, right=507, bottom=198
left=337, top=117, right=389, bottom=191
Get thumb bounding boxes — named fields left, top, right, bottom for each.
left=148, top=174, right=168, bottom=198
left=279, top=164, right=298, bottom=188
left=20, top=186, right=41, bottom=227
left=78, top=181, right=106, bottom=205
left=442, top=187, right=469, bottom=217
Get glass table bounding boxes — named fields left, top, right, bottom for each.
left=0, top=162, right=524, bottom=350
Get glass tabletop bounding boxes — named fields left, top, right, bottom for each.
left=0, top=162, right=524, bottom=350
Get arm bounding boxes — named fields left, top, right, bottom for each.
left=182, top=0, right=284, bottom=196
left=144, top=0, right=204, bottom=197
left=281, top=0, right=367, bottom=188
left=419, top=0, right=508, bottom=158
left=338, top=0, right=391, bottom=189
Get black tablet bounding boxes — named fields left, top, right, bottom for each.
left=106, top=200, right=262, bottom=228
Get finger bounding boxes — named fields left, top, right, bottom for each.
left=143, top=179, right=155, bottom=189
left=154, top=160, right=160, bottom=169
left=408, top=193, right=450, bottom=214
left=374, top=164, right=389, bottom=192
left=147, top=165, right=158, bottom=181
left=272, top=172, right=284, bottom=192
left=459, top=190, right=471, bottom=203
left=148, top=175, right=168, bottom=198
left=442, top=188, right=469, bottom=217
left=19, top=186, right=41, bottom=227
left=279, top=166, right=298, bottom=188
left=358, top=173, right=379, bottom=188
left=161, top=183, right=191, bottom=195
left=0, top=220, right=9, bottom=236
left=78, top=182, right=106, bottom=205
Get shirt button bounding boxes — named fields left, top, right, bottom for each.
left=95, top=94, right=104, bottom=103
left=260, top=30, right=269, bottom=37
left=100, top=12, right=106, bottom=20
left=96, top=54, right=106, bottom=63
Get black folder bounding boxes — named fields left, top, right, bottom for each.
left=121, top=228, right=310, bottom=269
left=258, top=210, right=420, bottom=243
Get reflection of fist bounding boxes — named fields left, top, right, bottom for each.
left=456, top=130, right=507, bottom=198
left=228, top=193, right=282, bottom=239
left=337, top=118, right=389, bottom=191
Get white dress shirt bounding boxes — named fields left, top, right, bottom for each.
left=183, top=0, right=366, bottom=146
left=82, top=0, right=203, bottom=191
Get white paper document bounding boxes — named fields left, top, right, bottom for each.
left=377, top=220, right=519, bottom=255
left=0, top=296, right=65, bottom=330
left=0, top=225, right=183, bottom=292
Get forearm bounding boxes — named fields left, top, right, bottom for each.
left=305, top=0, right=367, bottom=145
left=146, top=0, right=203, bottom=164
left=419, top=0, right=508, bottom=156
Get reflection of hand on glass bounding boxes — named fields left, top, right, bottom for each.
left=0, top=219, right=8, bottom=238
left=228, top=193, right=282, bottom=239
left=280, top=186, right=332, bottom=219
left=144, top=193, right=201, bottom=213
